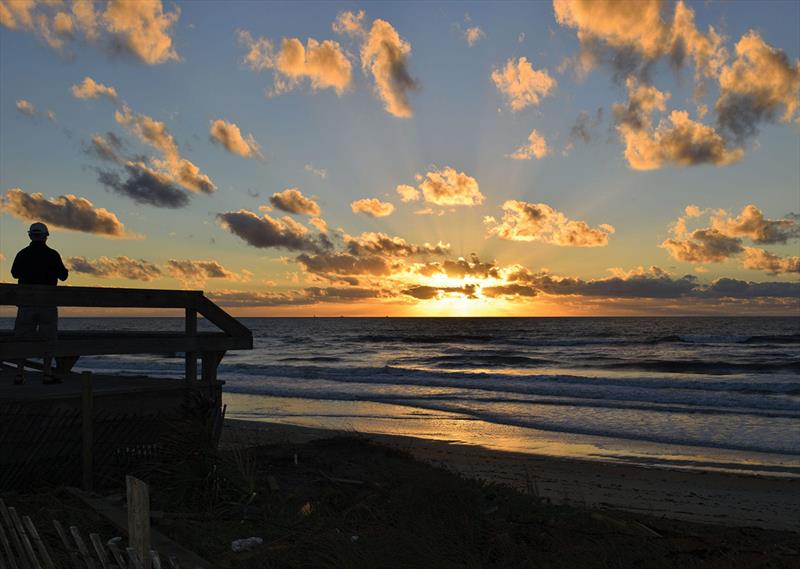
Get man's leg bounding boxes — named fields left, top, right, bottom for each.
left=12, top=306, right=36, bottom=384
left=39, top=307, right=60, bottom=383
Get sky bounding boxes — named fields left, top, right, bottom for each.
left=0, top=0, right=798, bottom=316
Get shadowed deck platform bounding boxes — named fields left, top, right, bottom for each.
left=0, top=284, right=252, bottom=490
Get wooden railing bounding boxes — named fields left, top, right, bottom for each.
left=0, top=284, right=252, bottom=382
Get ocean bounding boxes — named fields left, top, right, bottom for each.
left=8, top=316, right=800, bottom=476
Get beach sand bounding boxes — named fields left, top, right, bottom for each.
left=222, top=419, right=799, bottom=533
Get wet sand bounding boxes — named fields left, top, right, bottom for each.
left=222, top=419, right=799, bottom=532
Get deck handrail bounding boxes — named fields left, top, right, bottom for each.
left=0, top=283, right=251, bottom=338
left=0, top=284, right=252, bottom=381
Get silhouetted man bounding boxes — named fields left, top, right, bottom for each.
left=11, top=222, right=69, bottom=384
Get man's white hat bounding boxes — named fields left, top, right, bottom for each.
left=28, top=222, right=49, bottom=238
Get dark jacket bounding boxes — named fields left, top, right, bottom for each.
left=11, top=241, right=69, bottom=285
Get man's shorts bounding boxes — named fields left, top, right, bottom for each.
left=14, top=306, right=58, bottom=341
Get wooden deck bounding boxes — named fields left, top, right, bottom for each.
left=0, top=284, right=252, bottom=491
left=0, top=366, right=199, bottom=402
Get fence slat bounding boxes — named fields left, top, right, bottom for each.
left=51, top=521, right=82, bottom=569
left=89, top=534, right=114, bottom=569
left=20, top=518, right=53, bottom=569
left=6, top=509, right=39, bottom=569
left=69, top=527, right=97, bottom=569
left=0, top=503, right=30, bottom=569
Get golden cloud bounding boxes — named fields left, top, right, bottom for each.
left=71, top=76, right=118, bottom=101
left=270, top=188, right=321, bottom=216
left=333, top=10, right=418, bottom=118
left=209, top=119, right=263, bottom=159
left=351, top=198, right=395, bottom=218
left=238, top=30, right=352, bottom=95
left=115, top=105, right=215, bottom=194
left=661, top=205, right=799, bottom=273
left=1, top=188, right=129, bottom=238
left=614, top=79, right=742, bottom=170
left=716, top=31, right=800, bottom=142
left=485, top=200, right=614, bottom=247
left=67, top=256, right=162, bottom=281
left=491, top=56, right=556, bottom=111
left=396, top=184, right=420, bottom=202
left=417, top=167, right=484, bottom=207
left=508, top=129, right=549, bottom=160
left=742, top=247, right=800, bottom=275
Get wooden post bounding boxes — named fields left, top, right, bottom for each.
left=200, top=351, right=225, bottom=384
left=126, top=476, right=151, bottom=569
left=81, top=372, right=93, bottom=492
left=185, top=308, right=197, bottom=382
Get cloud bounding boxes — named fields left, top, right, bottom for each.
left=217, top=209, right=328, bottom=252
left=417, top=167, right=484, bottom=207
left=402, top=284, right=478, bottom=300
left=71, top=76, right=118, bottom=101
left=15, top=99, right=35, bottom=116
left=613, top=78, right=742, bottom=170
left=481, top=284, right=538, bottom=298
left=396, top=184, right=420, bottom=202
left=209, top=119, right=262, bottom=159
left=1, top=188, right=128, bottom=237
left=1, top=0, right=180, bottom=64
left=297, top=252, right=392, bottom=281
left=309, top=217, right=328, bottom=233
left=102, top=0, right=180, bottom=64
left=510, top=265, right=700, bottom=299
left=98, top=162, right=190, bottom=208
left=166, top=259, right=249, bottom=286
left=565, top=108, right=603, bottom=152
left=710, top=204, right=799, bottom=244
left=417, top=254, right=500, bottom=279
left=508, top=129, right=549, bottom=160
left=304, top=163, right=327, bottom=179
left=207, top=286, right=383, bottom=307
left=270, top=188, right=321, bottom=216
left=344, top=232, right=450, bottom=258
left=553, top=0, right=726, bottom=86
left=662, top=205, right=799, bottom=271
left=661, top=228, right=743, bottom=263
left=697, top=278, right=800, bottom=300
left=115, top=104, right=215, bottom=194
left=238, top=30, right=352, bottom=95
left=464, top=26, right=484, bottom=47
left=86, top=132, right=125, bottom=163
left=67, top=256, right=162, bottom=281
left=351, top=198, right=395, bottom=217
left=716, top=31, right=800, bottom=142
left=491, top=57, right=556, bottom=111
left=333, top=10, right=418, bottom=118
left=742, top=247, right=800, bottom=275
left=486, top=200, right=614, bottom=247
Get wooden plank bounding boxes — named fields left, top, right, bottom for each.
left=82, top=373, right=94, bottom=491
left=7, top=509, right=39, bottom=569
left=0, top=334, right=249, bottom=360
left=0, top=285, right=201, bottom=310
left=126, top=477, right=150, bottom=569
left=65, top=490, right=209, bottom=569
left=185, top=309, right=197, bottom=383
left=69, top=527, right=97, bottom=569
left=0, top=514, right=19, bottom=569
left=51, top=521, right=82, bottom=569
left=20, top=518, right=54, bottom=569
left=196, top=297, right=251, bottom=340
left=89, top=534, right=114, bottom=569
left=0, top=501, right=29, bottom=569
left=105, top=538, right=127, bottom=569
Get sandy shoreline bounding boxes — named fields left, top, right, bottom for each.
left=222, top=418, right=799, bottom=533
